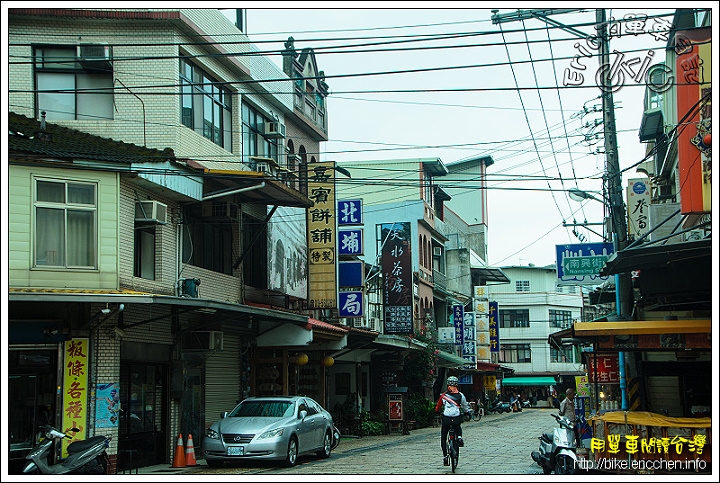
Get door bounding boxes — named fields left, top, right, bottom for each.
left=118, top=362, right=168, bottom=470
left=7, top=347, right=60, bottom=474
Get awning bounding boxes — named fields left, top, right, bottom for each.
left=600, top=239, right=711, bottom=276
left=469, top=251, right=510, bottom=284
left=573, top=319, right=711, bottom=336
left=185, top=159, right=314, bottom=208
left=500, top=377, right=557, bottom=387
left=435, top=350, right=471, bottom=369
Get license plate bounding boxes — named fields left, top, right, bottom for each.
left=228, top=446, right=244, bottom=456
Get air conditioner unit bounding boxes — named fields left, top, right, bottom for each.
left=367, top=317, right=380, bottom=330
left=135, top=200, right=168, bottom=224
left=433, top=247, right=443, bottom=258
left=77, top=44, right=113, bottom=71
left=264, top=121, right=286, bottom=138
left=255, top=161, right=271, bottom=174
left=182, top=331, right=224, bottom=351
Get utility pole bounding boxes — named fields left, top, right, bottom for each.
left=595, top=9, right=632, bottom=320
left=492, top=8, right=634, bottom=412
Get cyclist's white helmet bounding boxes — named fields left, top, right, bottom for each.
left=447, top=376, right=459, bottom=387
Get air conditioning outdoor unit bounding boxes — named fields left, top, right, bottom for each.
left=77, top=44, right=113, bottom=71
left=264, top=121, right=286, bottom=138
left=255, top=161, right=271, bottom=174
left=182, top=331, right=224, bottom=351
left=433, top=247, right=443, bottom=257
left=135, top=200, right=168, bottom=224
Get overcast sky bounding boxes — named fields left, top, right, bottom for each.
left=238, top=5, right=694, bottom=268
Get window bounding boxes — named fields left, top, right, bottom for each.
left=551, top=347, right=579, bottom=363
left=242, top=103, right=279, bottom=164
left=181, top=210, right=232, bottom=275
left=134, top=225, right=156, bottom=279
left=550, top=309, right=573, bottom=329
left=34, top=178, right=97, bottom=268
left=242, top=214, right=268, bottom=287
left=515, top=280, right=530, bottom=292
left=34, top=46, right=114, bottom=120
left=499, top=344, right=531, bottom=363
left=180, top=58, right=232, bottom=150
left=499, top=309, right=530, bottom=328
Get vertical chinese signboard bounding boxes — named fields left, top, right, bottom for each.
left=462, top=311, right=476, bottom=371
left=307, top=162, right=338, bottom=310
left=488, top=301, right=499, bottom=353
left=452, top=304, right=464, bottom=346
left=626, top=178, right=651, bottom=239
left=675, top=27, right=712, bottom=215
left=474, top=286, right=491, bottom=363
left=62, top=339, right=89, bottom=456
left=381, top=222, right=413, bottom=334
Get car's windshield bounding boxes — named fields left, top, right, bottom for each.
left=230, top=400, right=295, bottom=418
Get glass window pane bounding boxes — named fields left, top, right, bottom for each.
left=67, top=210, right=94, bottom=267
left=77, top=74, right=114, bottom=120
left=36, top=207, right=65, bottom=266
left=67, top=182, right=95, bottom=205
left=37, top=180, right=65, bottom=203
left=37, top=72, right=75, bottom=120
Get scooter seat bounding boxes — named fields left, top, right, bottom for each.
left=67, top=435, right=107, bottom=454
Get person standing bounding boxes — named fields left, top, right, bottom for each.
left=558, top=387, right=579, bottom=442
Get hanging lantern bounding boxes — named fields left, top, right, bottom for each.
left=294, top=353, right=309, bottom=366
left=321, top=356, right=334, bottom=368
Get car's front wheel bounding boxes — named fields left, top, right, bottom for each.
left=284, top=436, right=299, bottom=467
left=316, top=430, right=332, bottom=459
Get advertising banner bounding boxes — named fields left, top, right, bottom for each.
left=381, top=222, right=413, bottom=334
left=62, top=339, right=89, bottom=456
left=307, top=162, right=338, bottom=309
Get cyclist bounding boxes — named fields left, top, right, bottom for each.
left=434, top=375, right=472, bottom=466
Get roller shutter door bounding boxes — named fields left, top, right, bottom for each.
left=205, top=333, right=240, bottom=425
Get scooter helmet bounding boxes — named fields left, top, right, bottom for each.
left=447, top=376, right=459, bottom=387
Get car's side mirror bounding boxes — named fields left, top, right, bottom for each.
left=221, top=411, right=229, bottom=419
left=299, top=410, right=308, bottom=420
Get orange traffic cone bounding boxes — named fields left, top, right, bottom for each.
left=185, top=434, right=197, bottom=466
left=171, top=433, right=186, bottom=468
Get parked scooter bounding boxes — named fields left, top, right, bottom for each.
left=486, top=399, right=511, bottom=414
left=23, top=425, right=110, bottom=474
left=531, top=413, right=578, bottom=474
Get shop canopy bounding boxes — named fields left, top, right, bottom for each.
left=500, top=377, right=557, bottom=386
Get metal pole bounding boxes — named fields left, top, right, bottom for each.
left=597, top=8, right=631, bottom=411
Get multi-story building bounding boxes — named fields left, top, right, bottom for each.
left=6, top=7, right=346, bottom=473
left=560, top=8, right=712, bottom=417
left=486, top=264, right=585, bottom=404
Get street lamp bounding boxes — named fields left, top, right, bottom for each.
left=568, top=188, right=604, bottom=204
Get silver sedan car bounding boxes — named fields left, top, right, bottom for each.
left=203, top=395, right=336, bottom=467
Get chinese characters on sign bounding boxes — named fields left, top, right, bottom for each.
left=338, top=228, right=363, bottom=256
left=556, top=242, right=614, bottom=286
left=488, top=301, right=499, bottom=353
left=337, top=199, right=363, bottom=226
left=381, top=222, right=413, bottom=334
left=627, top=178, right=651, bottom=238
left=474, top=285, right=491, bottom=362
left=307, top=162, right=338, bottom=309
left=462, top=312, right=476, bottom=370
left=587, top=354, right=620, bottom=384
left=339, top=291, right=364, bottom=318
left=452, top=304, right=464, bottom=346
left=62, top=339, right=89, bottom=456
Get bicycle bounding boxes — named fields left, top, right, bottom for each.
left=446, top=423, right=460, bottom=472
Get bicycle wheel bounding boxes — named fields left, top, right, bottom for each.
left=451, top=438, right=459, bottom=472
